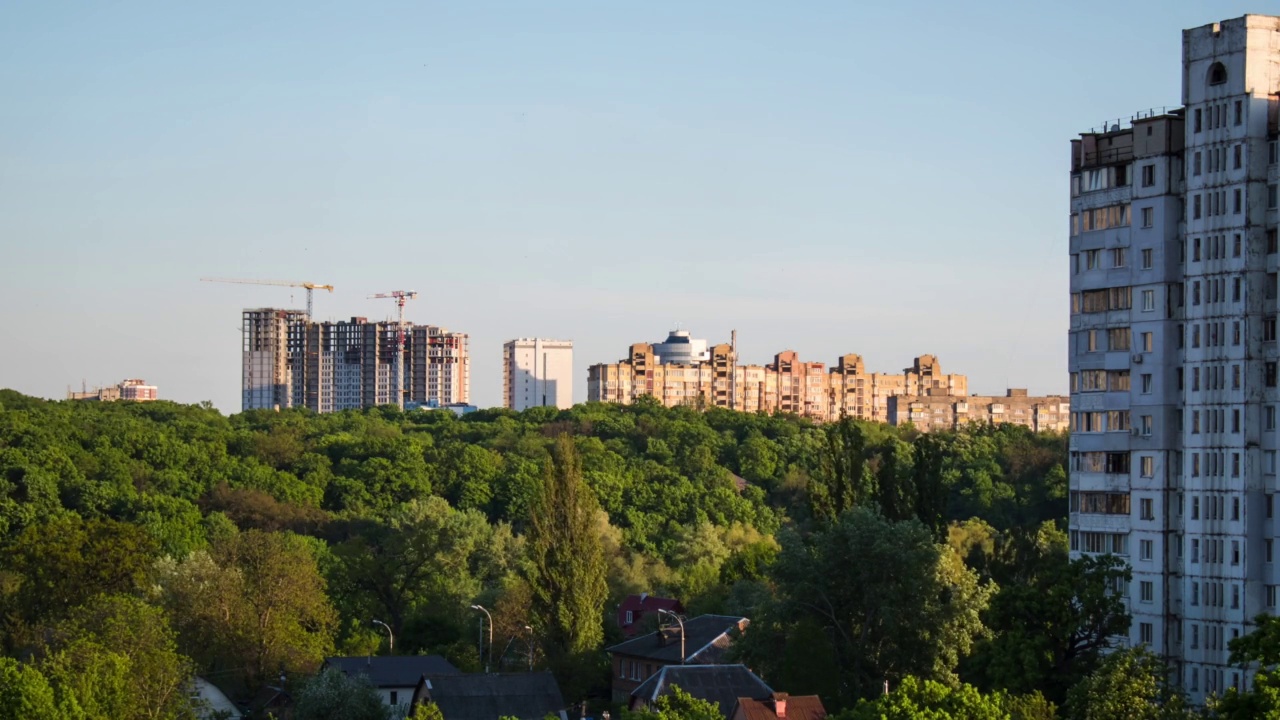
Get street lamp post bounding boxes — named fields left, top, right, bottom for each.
left=657, top=609, right=686, bottom=664
left=470, top=605, right=494, bottom=672
left=524, top=625, right=534, bottom=671
left=371, top=619, right=394, bottom=655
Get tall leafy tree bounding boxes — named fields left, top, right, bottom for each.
left=158, top=530, right=337, bottom=695
left=1064, top=647, right=1196, bottom=720
left=0, top=657, right=61, bottom=720
left=968, top=542, right=1130, bottom=705
left=738, top=508, right=993, bottom=708
left=524, top=435, right=607, bottom=697
left=1213, top=614, right=1280, bottom=718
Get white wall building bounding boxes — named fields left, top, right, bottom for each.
left=1069, top=14, right=1280, bottom=701
left=503, top=338, right=573, bottom=411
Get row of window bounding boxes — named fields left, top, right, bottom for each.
left=1070, top=531, right=1129, bottom=554
left=1070, top=204, right=1132, bottom=235
left=1072, top=327, right=1154, bottom=353
left=1071, top=410, right=1130, bottom=433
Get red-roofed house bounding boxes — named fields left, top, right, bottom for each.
left=733, top=694, right=827, bottom=720
left=618, top=594, right=685, bottom=637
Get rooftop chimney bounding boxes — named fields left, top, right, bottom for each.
left=772, top=693, right=788, bottom=718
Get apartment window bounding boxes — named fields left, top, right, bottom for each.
left=1084, top=249, right=1100, bottom=270
left=1140, top=539, right=1153, bottom=561
left=1142, top=332, right=1153, bottom=352
left=1195, top=108, right=1203, bottom=132
left=1141, top=164, right=1155, bottom=186
left=1269, top=540, right=1274, bottom=563
left=1140, top=497, right=1154, bottom=519
left=1233, top=585, right=1241, bottom=609
left=1108, top=328, right=1130, bottom=351
left=1193, top=497, right=1201, bottom=520
left=1141, top=248, right=1153, bottom=268
left=1140, top=581, right=1153, bottom=603
left=1140, top=622, right=1153, bottom=645
left=1193, top=281, right=1202, bottom=305
left=1235, top=233, right=1243, bottom=257
left=1195, top=194, right=1203, bottom=218
left=1235, top=188, right=1243, bottom=214
left=1271, top=586, right=1279, bottom=609
left=1139, top=206, right=1154, bottom=228
left=1235, top=143, right=1243, bottom=168
left=1236, top=100, right=1243, bottom=125
left=1140, top=373, right=1152, bottom=394
left=1270, top=495, right=1275, bottom=519
left=1268, top=406, right=1276, bottom=430
left=1271, top=185, right=1278, bottom=209
left=1087, top=330, right=1098, bottom=352
left=1141, top=289, right=1155, bottom=311
left=1140, top=415, right=1152, bottom=436
left=1192, top=624, right=1201, bottom=649
left=1233, top=364, right=1241, bottom=389
left=1234, top=277, right=1242, bottom=302
left=1269, top=362, right=1278, bottom=388
left=1194, top=152, right=1203, bottom=176
left=1234, top=410, right=1241, bottom=434
left=1112, top=248, right=1127, bottom=268
left=1234, top=321, right=1242, bottom=346
left=1233, top=540, right=1241, bottom=565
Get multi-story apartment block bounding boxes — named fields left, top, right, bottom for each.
left=242, top=311, right=469, bottom=412
left=587, top=330, right=1052, bottom=428
left=886, top=389, right=1070, bottom=432
left=503, top=338, right=574, bottom=411
left=1067, top=15, right=1280, bottom=700
left=243, top=308, right=308, bottom=411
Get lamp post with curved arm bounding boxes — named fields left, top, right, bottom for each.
left=470, top=605, right=494, bottom=672
left=657, top=609, right=685, bottom=664
left=371, top=619, right=394, bottom=655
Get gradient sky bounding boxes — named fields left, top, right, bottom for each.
left=0, top=1, right=1262, bottom=412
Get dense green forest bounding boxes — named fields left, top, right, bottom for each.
left=0, top=389, right=1275, bottom=719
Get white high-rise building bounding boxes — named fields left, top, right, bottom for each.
left=1069, top=15, right=1280, bottom=701
left=503, top=338, right=573, bottom=411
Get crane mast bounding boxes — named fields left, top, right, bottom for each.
left=368, top=291, right=419, bottom=410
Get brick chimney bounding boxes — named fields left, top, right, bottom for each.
left=771, top=693, right=788, bottom=718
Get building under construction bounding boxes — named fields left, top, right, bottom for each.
left=242, top=309, right=469, bottom=412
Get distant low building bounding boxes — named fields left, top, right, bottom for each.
left=605, top=614, right=748, bottom=704
left=68, top=378, right=158, bottom=402
left=886, top=389, right=1071, bottom=432
left=410, top=672, right=567, bottom=720
left=629, top=665, right=773, bottom=716
left=322, top=655, right=460, bottom=709
left=732, top=693, right=827, bottom=720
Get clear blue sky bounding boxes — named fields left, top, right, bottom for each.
left=0, top=1, right=1261, bottom=412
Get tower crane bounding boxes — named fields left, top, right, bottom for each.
left=200, top=277, right=335, bottom=318
left=368, top=291, right=419, bottom=410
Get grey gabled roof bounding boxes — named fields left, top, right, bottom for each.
left=631, top=664, right=773, bottom=717
left=414, top=672, right=566, bottom=720
left=606, top=615, right=747, bottom=664
left=323, top=655, right=460, bottom=688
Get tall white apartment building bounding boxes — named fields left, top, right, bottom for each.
left=503, top=338, right=573, bottom=410
left=1069, top=15, right=1280, bottom=701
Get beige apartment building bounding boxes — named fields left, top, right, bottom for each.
left=586, top=332, right=1052, bottom=427
left=886, top=389, right=1071, bottom=432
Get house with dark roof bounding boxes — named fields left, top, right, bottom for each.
left=629, top=664, right=773, bottom=717
left=732, top=693, right=827, bottom=720
left=605, top=614, right=748, bottom=704
left=618, top=594, right=685, bottom=638
left=410, top=672, right=567, bottom=720
left=322, top=655, right=460, bottom=709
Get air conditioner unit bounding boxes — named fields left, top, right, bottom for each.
left=1132, top=354, right=1144, bottom=364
